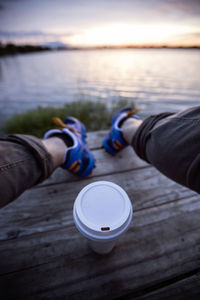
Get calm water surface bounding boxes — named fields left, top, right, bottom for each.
left=0, top=49, right=200, bottom=123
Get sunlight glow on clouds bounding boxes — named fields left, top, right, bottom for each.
left=0, top=0, right=200, bottom=46
left=67, top=23, right=198, bottom=46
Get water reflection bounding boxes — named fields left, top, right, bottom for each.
left=0, top=49, right=200, bottom=120
left=0, top=61, right=3, bottom=82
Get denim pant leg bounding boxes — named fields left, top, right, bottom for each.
left=0, top=134, right=54, bottom=208
left=132, top=106, right=200, bottom=193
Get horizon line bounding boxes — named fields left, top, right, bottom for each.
left=1, top=42, right=200, bottom=49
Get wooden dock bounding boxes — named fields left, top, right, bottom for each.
left=0, top=130, right=200, bottom=299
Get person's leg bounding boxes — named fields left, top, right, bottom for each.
left=0, top=134, right=55, bottom=208
left=122, top=106, right=200, bottom=194
left=42, top=137, right=66, bottom=169
left=121, top=117, right=142, bottom=145
left=0, top=117, right=95, bottom=208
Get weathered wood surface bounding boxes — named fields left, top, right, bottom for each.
left=138, top=272, right=200, bottom=300
left=0, top=167, right=195, bottom=241
left=0, top=130, right=199, bottom=300
left=39, top=131, right=148, bottom=187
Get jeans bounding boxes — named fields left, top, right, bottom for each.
left=0, top=135, right=54, bottom=207
left=1, top=106, right=200, bottom=208
left=133, top=106, right=200, bottom=194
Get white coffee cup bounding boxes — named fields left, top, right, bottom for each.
left=73, top=181, right=133, bottom=254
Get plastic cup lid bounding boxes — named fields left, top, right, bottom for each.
left=73, top=181, right=133, bottom=241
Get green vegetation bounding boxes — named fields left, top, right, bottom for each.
left=0, top=43, right=50, bottom=56
left=3, top=100, right=136, bottom=138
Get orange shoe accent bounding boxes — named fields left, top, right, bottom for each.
left=52, top=117, right=81, bottom=135
left=114, top=140, right=123, bottom=150
left=68, top=160, right=78, bottom=171
left=73, top=164, right=81, bottom=173
left=115, top=140, right=123, bottom=149
left=126, top=108, right=140, bottom=116
left=52, top=117, right=67, bottom=129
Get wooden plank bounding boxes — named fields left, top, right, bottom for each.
left=0, top=195, right=200, bottom=299
left=86, top=130, right=108, bottom=149
left=0, top=167, right=195, bottom=241
left=0, top=193, right=199, bottom=275
left=39, top=146, right=148, bottom=187
left=135, top=272, right=200, bottom=300
left=0, top=131, right=199, bottom=299
left=39, top=129, right=148, bottom=186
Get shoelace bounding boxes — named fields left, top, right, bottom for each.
left=52, top=108, right=140, bottom=135
left=126, top=108, right=140, bottom=116
left=52, top=117, right=81, bottom=135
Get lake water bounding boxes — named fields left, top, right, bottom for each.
left=0, top=49, right=200, bottom=124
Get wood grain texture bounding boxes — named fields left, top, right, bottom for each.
left=0, top=195, right=200, bottom=299
left=0, top=130, right=199, bottom=300
left=86, top=130, right=108, bottom=149
left=136, top=272, right=200, bottom=300
left=0, top=166, right=195, bottom=241
left=38, top=130, right=147, bottom=187
left=39, top=146, right=148, bottom=187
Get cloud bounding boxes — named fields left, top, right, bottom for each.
left=0, top=0, right=21, bottom=8
left=160, top=0, right=200, bottom=15
left=0, top=30, right=73, bottom=38
left=173, top=30, right=200, bottom=45
left=178, top=31, right=200, bottom=38
left=0, top=0, right=22, bottom=2
left=0, top=30, right=75, bottom=45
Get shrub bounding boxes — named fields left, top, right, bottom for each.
left=3, top=99, right=135, bottom=138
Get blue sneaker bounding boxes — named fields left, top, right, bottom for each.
left=44, top=117, right=95, bottom=177
left=103, top=107, right=141, bottom=155
left=53, top=116, right=87, bottom=142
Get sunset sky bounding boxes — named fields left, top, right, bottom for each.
left=0, top=0, right=200, bottom=47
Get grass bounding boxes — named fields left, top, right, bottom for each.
left=3, top=99, right=136, bottom=138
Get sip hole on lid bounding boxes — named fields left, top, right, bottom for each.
left=73, top=181, right=133, bottom=240
left=101, top=227, right=110, bottom=231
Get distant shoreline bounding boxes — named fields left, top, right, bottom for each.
left=0, top=43, right=200, bottom=56
left=0, top=44, right=51, bottom=56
